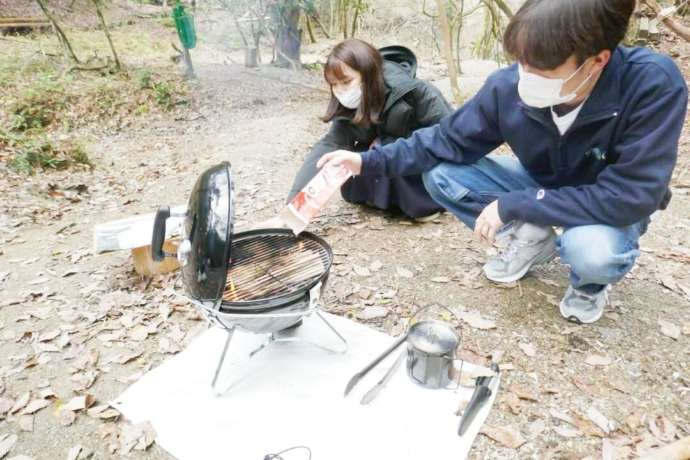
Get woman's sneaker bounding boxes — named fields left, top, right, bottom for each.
left=483, top=222, right=557, bottom=283
left=559, top=285, right=609, bottom=324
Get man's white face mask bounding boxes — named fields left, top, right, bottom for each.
left=517, top=60, right=595, bottom=109
left=333, top=84, right=362, bottom=109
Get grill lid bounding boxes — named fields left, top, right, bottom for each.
left=179, top=162, right=235, bottom=304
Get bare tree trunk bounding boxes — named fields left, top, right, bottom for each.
left=435, top=0, right=461, bottom=104
left=34, top=0, right=80, bottom=63
left=90, top=0, right=121, bottom=70
left=311, top=14, right=331, bottom=39
left=305, top=16, right=316, bottom=43
left=273, top=5, right=301, bottom=68
left=644, top=0, right=690, bottom=42
left=491, top=0, right=513, bottom=19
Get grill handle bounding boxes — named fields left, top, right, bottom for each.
left=152, top=206, right=172, bottom=261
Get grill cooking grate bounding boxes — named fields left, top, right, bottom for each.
left=222, top=233, right=330, bottom=303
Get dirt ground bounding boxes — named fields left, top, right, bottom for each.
left=1, top=7, right=689, bottom=460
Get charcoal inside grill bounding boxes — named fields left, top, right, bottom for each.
left=223, top=233, right=330, bottom=303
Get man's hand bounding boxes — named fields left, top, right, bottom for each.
left=475, top=200, right=504, bottom=244
left=317, top=150, right=363, bottom=175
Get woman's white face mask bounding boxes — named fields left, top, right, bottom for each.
left=518, top=60, right=595, bottom=109
left=333, top=84, right=362, bottom=109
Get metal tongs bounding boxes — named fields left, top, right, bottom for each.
left=343, top=332, right=408, bottom=398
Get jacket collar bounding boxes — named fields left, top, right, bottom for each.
left=518, top=47, right=623, bottom=130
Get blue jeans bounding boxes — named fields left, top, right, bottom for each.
left=422, top=155, right=649, bottom=293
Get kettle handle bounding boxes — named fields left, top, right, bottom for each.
left=152, top=206, right=171, bottom=262
left=408, top=304, right=461, bottom=328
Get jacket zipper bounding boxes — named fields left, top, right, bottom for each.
left=522, top=105, right=620, bottom=171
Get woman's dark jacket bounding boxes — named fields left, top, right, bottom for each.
left=287, top=46, right=452, bottom=218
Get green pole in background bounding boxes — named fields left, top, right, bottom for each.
left=172, top=0, right=197, bottom=79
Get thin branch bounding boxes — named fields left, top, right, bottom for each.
left=309, top=14, right=331, bottom=39
left=34, top=0, right=80, bottom=63
left=90, top=0, right=121, bottom=70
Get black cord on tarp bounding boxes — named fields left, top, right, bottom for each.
left=263, top=445, right=312, bottom=460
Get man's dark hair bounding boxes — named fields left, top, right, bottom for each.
left=503, top=0, right=636, bottom=70
left=322, top=39, right=385, bottom=128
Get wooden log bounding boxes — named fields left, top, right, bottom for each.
left=0, top=17, right=50, bottom=24
left=132, top=240, right=180, bottom=276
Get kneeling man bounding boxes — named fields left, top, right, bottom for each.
left=318, top=0, right=688, bottom=324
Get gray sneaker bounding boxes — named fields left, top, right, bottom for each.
left=483, top=222, right=557, bottom=283
left=559, top=285, right=609, bottom=324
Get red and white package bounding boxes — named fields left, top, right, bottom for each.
left=279, top=164, right=353, bottom=234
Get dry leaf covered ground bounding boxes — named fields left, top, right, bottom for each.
left=1, top=9, right=689, bottom=460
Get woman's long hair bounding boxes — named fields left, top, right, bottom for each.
left=321, top=39, right=386, bottom=128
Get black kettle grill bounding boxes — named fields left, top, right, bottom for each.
left=151, top=162, right=347, bottom=393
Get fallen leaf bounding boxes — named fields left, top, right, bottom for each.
left=550, top=409, right=578, bottom=426
left=626, top=409, right=644, bottom=430
left=37, top=386, right=55, bottom=400
left=71, top=371, right=98, bottom=392
left=602, top=439, right=615, bottom=460
left=519, top=342, right=536, bottom=357
left=396, top=267, right=414, bottom=278
left=86, top=404, right=108, bottom=417
left=0, top=434, right=18, bottom=459
left=648, top=415, right=676, bottom=443
left=659, top=275, right=677, bottom=292
left=159, top=304, right=171, bottom=320
left=66, top=446, right=82, bottom=460
left=0, top=398, right=13, bottom=414
left=572, top=375, right=598, bottom=396
left=353, top=265, right=371, bottom=277
left=585, top=354, right=612, bottom=367
left=430, top=276, right=450, bottom=283
left=553, top=426, right=581, bottom=438
left=113, top=351, right=143, bottom=365
left=458, top=310, right=497, bottom=330
left=10, top=392, right=30, bottom=414
left=658, top=319, right=681, bottom=340
left=97, top=408, right=120, bottom=421
left=63, top=394, right=95, bottom=412
left=358, top=306, right=388, bottom=320
left=59, top=409, right=76, bottom=427
left=158, top=338, right=181, bottom=354
left=586, top=406, right=615, bottom=434
left=528, top=419, right=546, bottom=437
left=119, top=421, right=157, bottom=454
left=369, top=260, right=383, bottom=272
left=19, top=415, right=33, bottom=432
left=504, top=392, right=522, bottom=415
left=22, top=399, right=50, bottom=415
left=38, top=329, right=61, bottom=342
left=129, top=326, right=150, bottom=342
left=480, top=425, right=526, bottom=449
left=457, top=367, right=495, bottom=386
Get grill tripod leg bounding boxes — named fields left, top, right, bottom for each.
left=210, top=327, right=235, bottom=395
left=313, top=311, right=348, bottom=354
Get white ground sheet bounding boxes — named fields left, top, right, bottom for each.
left=113, top=313, right=499, bottom=460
